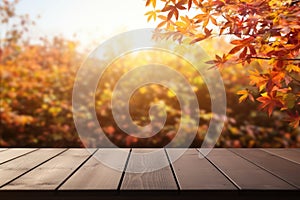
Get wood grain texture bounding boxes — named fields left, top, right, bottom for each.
left=167, top=149, right=236, bottom=190
left=0, top=149, right=65, bottom=187
left=205, top=149, right=295, bottom=189
left=0, top=148, right=299, bottom=193
left=60, top=149, right=130, bottom=190
left=292, top=148, right=300, bottom=152
left=232, top=149, right=300, bottom=189
left=0, top=148, right=36, bottom=164
left=121, top=149, right=177, bottom=190
left=2, top=149, right=95, bottom=190
left=262, top=149, right=300, bottom=165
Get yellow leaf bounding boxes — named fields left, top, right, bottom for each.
left=229, top=126, right=239, bottom=135
left=237, top=89, right=254, bottom=103
left=167, top=90, right=176, bottom=98
left=145, top=10, right=158, bottom=22
left=175, top=21, right=186, bottom=28
left=67, top=41, right=76, bottom=51
left=145, top=0, right=156, bottom=8
left=261, top=92, right=268, bottom=97
left=42, top=104, right=48, bottom=110
left=181, top=16, right=191, bottom=24
left=286, top=64, right=300, bottom=72
left=139, top=87, right=147, bottom=94
left=259, top=84, right=265, bottom=92
left=49, top=107, right=62, bottom=117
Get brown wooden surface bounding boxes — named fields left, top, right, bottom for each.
left=60, top=149, right=130, bottom=190
left=167, top=149, right=236, bottom=190
left=0, top=148, right=37, bottom=164
left=232, top=148, right=300, bottom=189
left=0, top=148, right=299, bottom=199
left=0, top=149, right=65, bottom=188
left=2, top=149, right=94, bottom=190
left=204, top=149, right=296, bottom=189
left=121, top=149, right=177, bottom=190
left=261, top=148, right=300, bottom=165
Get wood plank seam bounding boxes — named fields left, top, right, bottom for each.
left=117, top=148, right=132, bottom=191
left=0, top=148, right=39, bottom=165
left=164, top=148, right=180, bottom=191
left=0, top=148, right=68, bottom=188
left=228, top=149, right=299, bottom=189
left=261, top=149, right=300, bottom=165
left=196, top=149, right=241, bottom=190
left=291, top=149, right=300, bottom=152
left=55, top=149, right=99, bottom=190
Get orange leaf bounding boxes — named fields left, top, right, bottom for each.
left=239, top=47, right=247, bottom=59
left=188, top=0, right=192, bottom=10
left=229, top=45, right=244, bottom=54
left=230, top=39, right=242, bottom=45
left=104, top=126, right=115, bottom=135
left=257, top=93, right=283, bottom=116
left=176, top=0, right=186, bottom=10
left=161, top=5, right=172, bottom=12
left=190, top=34, right=206, bottom=44
left=237, top=89, right=254, bottom=103
left=210, top=17, right=217, bottom=26
left=249, top=45, right=256, bottom=55
left=286, top=112, right=300, bottom=128
left=157, top=20, right=167, bottom=28
left=145, top=0, right=156, bottom=8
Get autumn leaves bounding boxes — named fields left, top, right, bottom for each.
left=145, top=0, right=300, bottom=128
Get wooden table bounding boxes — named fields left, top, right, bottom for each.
left=0, top=148, right=299, bottom=200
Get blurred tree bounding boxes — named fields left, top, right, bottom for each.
left=0, top=0, right=299, bottom=147
left=0, top=0, right=83, bottom=147
left=1, top=0, right=35, bottom=49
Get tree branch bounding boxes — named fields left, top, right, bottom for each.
left=250, top=56, right=300, bottom=61
left=291, top=0, right=300, bottom=6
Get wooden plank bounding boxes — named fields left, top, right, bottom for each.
left=167, top=149, right=235, bottom=190
left=232, top=149, right=300, bottom=188
left=204, top=149, right=295, bottom=189
left=0, top=148, right=37, bottom=164
left=0, top=149, right=65, bottom=187
left=262, top=149, right=300, bottom=165
left=2, top=149, right=96, bottom=190
left=0, top=148, right=8, bottom=152
left=291, top=148, right=300, bottom=152
left=121, top=149, right=177, bottom=190
left=60, top=149, right=130, bottom=190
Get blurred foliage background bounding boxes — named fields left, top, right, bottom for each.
left=0, top=0, right=299, bottom=147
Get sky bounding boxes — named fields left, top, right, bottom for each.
left=15, top=0, right=157, bottom=50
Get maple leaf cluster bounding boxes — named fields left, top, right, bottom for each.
left=145, top=0, right=300, bottom=128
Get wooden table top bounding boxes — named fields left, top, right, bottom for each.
left=0, top=148, right=299, bottom=200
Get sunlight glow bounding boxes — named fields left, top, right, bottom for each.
left=16, top=0, right=157, bottom=49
